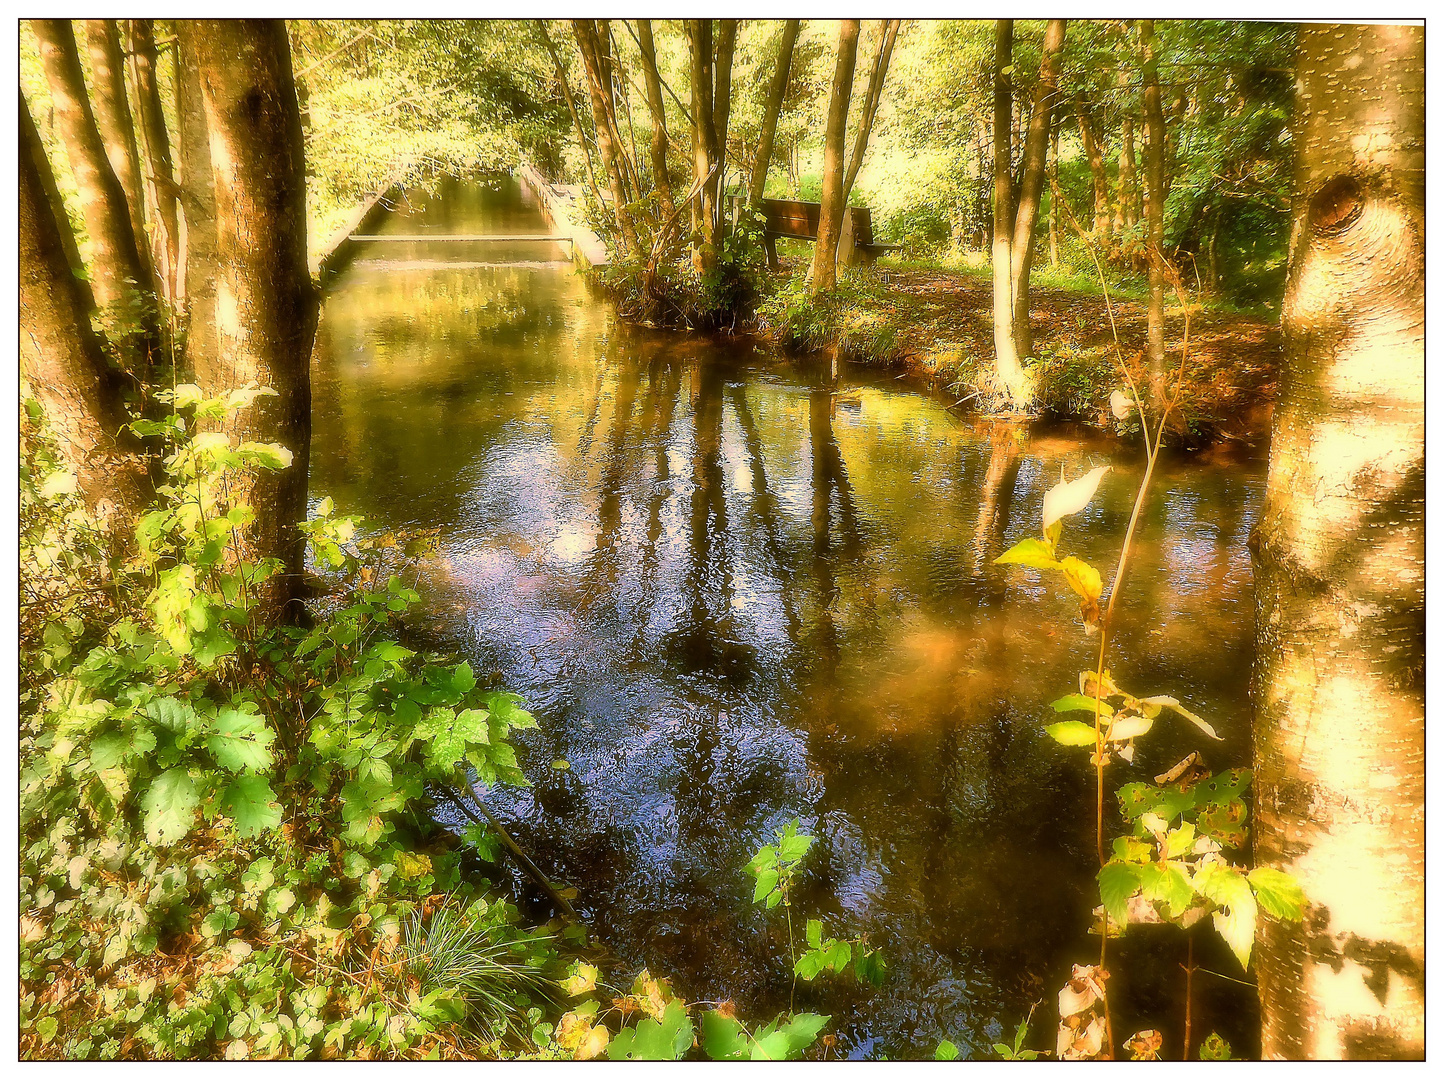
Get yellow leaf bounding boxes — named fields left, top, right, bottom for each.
left=560, top=961, right=599, bottom=997
left=1058, top=557, right=1102, bottom=603
left=394, top=851, right=432, bottom=880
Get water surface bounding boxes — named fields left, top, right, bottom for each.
left=311, top=177, right=1265, bottom=1059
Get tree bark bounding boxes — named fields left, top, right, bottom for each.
left=1140, top=19, right=1168, bottom=396
left=748, top=19, right=799, bottom=205
left=21, top=96, right=149, bottom=529
left=21, top=90, right=90, bottom=309
left=809, top=19, right=860, bottom=295
left=686, top=19, right=720, bottom=272
left=176, top=23, right=218, bottom=369
left=1251, top=22, right=1424, bottom=1061
left=82, top=19, right=154, bottom=293
left=190, top=19, right=317, bottom=624
left=989, top=20, right=1025, bottom=403
left=127, top=19, right=181, bottom=303
left=1075, top=99, right=1112, bottom=245
left=635, top=20, right=676, bottom=219
left=712, top=20, right=737, bottom=181
left=1047, top=126, right=1060, bottom=267
left=1009, top=19, right=1067, bottom=362
left=840, top=20, right=900, bottom=209
left=1118, top=112, right=1138, bottom=230
left=31, top=18, right=161, bottom=372
left=572, top=19, right=641, bottom=259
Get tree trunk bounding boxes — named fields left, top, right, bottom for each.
left=809, top=19, right=860, bottom=295
left=31, top=18, right=161, bottom=373
left=21, top=90, right=91, bottom=308
left=1008, top=19, right=1067, bottom=362
left=191, top=19, right=317, bottom=624
left=712, top=20, right=737, bottom=181
left=686, top=19, right=720, bottom=272
left=82, top=19, right=154, bottom=293
left=21, top=96, right=149, bottom=529
left=635, top=20, right=676, bottom=219
left=1075, top=98, right=1112, bottom=245
left=535, top=21, right=606, bottom=212
left=1251, top=22, right=1424, bottom=1061
left=176, top=23, right=218, bottom=369
left=748, top=19, right=799, bottom=205
left=572, top=19, right=641, bottom=258
left=840, top=20, right=901, bottom=207
left=1047, top=127, right=1060, bottom=267
left=127, top=18, right=181, bottom=303
left=1140, top=19, right=1168, bottom=397
left=1118, top=112, right=1139, bottom=230
left=989, top=20, right=1025, bottom=403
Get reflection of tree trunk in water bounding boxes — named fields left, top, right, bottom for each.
left=629, top=359, right=685, bottom=647
left=728, top=384, right=801, bottom=640
left=677, top=362, right=736, bottom=671
left=585, top=362, right=640, bottom=607
left=576, top=360, right=609, bottom=455
left=809, top=390, right=866, bottom=562
left=971, top=424, right=1022, bottom=577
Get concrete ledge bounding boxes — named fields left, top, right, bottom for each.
left=516, top=162, right=609, bottom=270
left=313, top=164, right=412, bottom=288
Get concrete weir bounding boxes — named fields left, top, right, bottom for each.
left=515, top=162, right=609, bottom=270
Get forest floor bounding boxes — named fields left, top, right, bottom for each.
left=755, top=256, right=1282, bottom=446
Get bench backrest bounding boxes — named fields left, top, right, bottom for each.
left=754, top=198, right=874, bottom=248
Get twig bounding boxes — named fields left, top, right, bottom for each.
left=437, top=788, right=579, bottom=921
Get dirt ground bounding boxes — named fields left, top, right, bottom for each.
left=773, top=259, right=1283, bottom=445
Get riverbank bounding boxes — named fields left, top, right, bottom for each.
left=753, top=257, right=1281, bottom=446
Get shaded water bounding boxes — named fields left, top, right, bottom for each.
left=311, top=177, right=1266, bottom=1059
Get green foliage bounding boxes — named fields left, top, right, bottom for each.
left=993, top=1011, right=1043, bottom=1061
left=1199, top=1032, right=1234, bottom=1061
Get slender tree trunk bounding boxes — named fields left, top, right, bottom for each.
left=572, top=19, right=641, bottom=258
left=712, top=19, right=737, bottom=178
left=635, top=20, right=676, bottom=219
left=840, top=20, right=901, bottom=207
left=748, top=18, right=799, bottom=205
left=1140, top=19, right=1168, bottom=397
left=190, top=19, right=317, bottom=624
left=990, top=20, right=1025, bottom=403
left=176, top=23, right=218, bottom=367
left=596, top=21, right=643, bottom=204
left=1119, top=113, right=1139, bottom=230
left=1009, top=19, right=1067, bottom=362
left=31, top=18, right=161, bottom=372
left=1076, top=99, right=1112, bottom=245
left=1251, top=22, right=1424, bottom=1060
left=127, top=18, right=181, bottom=303
left=21, top=97, right=149, bottom=529
left=809, top=19, right=860, bottom=295
left=535, top=21, right=606, bottom=211
left=1047, top=127, right=1061, bottom=267
left=686, top=19, right=720, bottom=271
left=83, top=19, right=154, bottom=292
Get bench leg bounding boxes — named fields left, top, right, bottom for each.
left=764, top=234, right=780, bottom=270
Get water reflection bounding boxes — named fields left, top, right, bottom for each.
left=310, top=178, right=1265, bottom=1059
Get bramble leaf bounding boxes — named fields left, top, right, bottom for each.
left=223, top=775, right=282, bottom=838
left=143, top=768, right=200, bottom=846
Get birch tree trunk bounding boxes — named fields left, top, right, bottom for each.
left=1140, top=19, right=1168, bottom=396
left=1008, top=19, right=1067, bottom=363
left=127, top=18, right=181, bottom=302
left=840, top=20, right=901, bottom=207
left=989, top=20, right=1025, bottom=403
left=748, top=19, right=799, bottom=206
left=31, top=18, right=161, bottom=373
left=191, top=19, right=317, bottom=624
left=21, top=96, right=149, bottom=529
left=809, top=19, right=860, bottom=294
left=1251, top=21, right=1424, bottom=1061
left=83, top=19, right=154, bottom=292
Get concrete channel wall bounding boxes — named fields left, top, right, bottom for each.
left=312, top=165, right=412, bottom=288
left=515, top=162, right=609, bottom=270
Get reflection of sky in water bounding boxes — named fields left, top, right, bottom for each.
left=310, top=178, right=1268, bottom=1059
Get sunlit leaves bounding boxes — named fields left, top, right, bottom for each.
left=206, top=708, right=276, bottom=773
left=1247, top=867, right=1305, bottom=922
left=1041, top=465, right=1110, bottom=536
left=1139, top=696, right=1221, bottom=740
left=746, top=818, right=812, bottom=909
left=1098, top=862, right=1141, bottom=926
left=993, top=537, right=1058, bottom=569
left=142, top=768, right=200, bottom=846
left=1193, top=861, right=1258, bottom=969
left=222, top=775, right=282, bottom=838
left=607, top=999, right=693, bottom=1060
left=1050, top=694, right=1114, bottom=718
left=1044, top=720, right=1098, bottom=747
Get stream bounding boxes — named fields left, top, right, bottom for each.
left=310, top=175, right=1266, bottom=1060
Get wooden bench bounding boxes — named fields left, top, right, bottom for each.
left=734, top=196, right=901, bottom=269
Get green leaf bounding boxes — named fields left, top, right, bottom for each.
left=752, top=869, right=779, bottom=904
left=1138, top=861, right=1195, bottom=919
left=1050, top=694, right=1115, bottom=717
left=994, top=537, right=1058, bottom=569
left=142, top=768, right=200, bottom=846
left=700, top=1011, right=749, bottom=1061
left=1098, top=861, right=1141, bottom=926
left=235, top=441, right=294, bottom=470
left=778, top=830, right=813, bottom=864
left=145, top=696, right=197, bottom=734
left=1044, top=720, right=1099, bottom=747
left=805, top=918, right=823, bottom=948
left=1194, top=862, right=1258, bottom=969
left=607, top=1000, right=693, bottom=1060
left=774, top=1012, right=829, bottom=1058
left=1248, top=867, right=1305, bottom=922
left=223, top=775, right=282, bottom=838
left=936, top=1040, right=961, bottom=1061
left=206, top=708, right=276, bottom=773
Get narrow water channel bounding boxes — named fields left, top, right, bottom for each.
left=310, top=176, right=1266, bottom=1059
